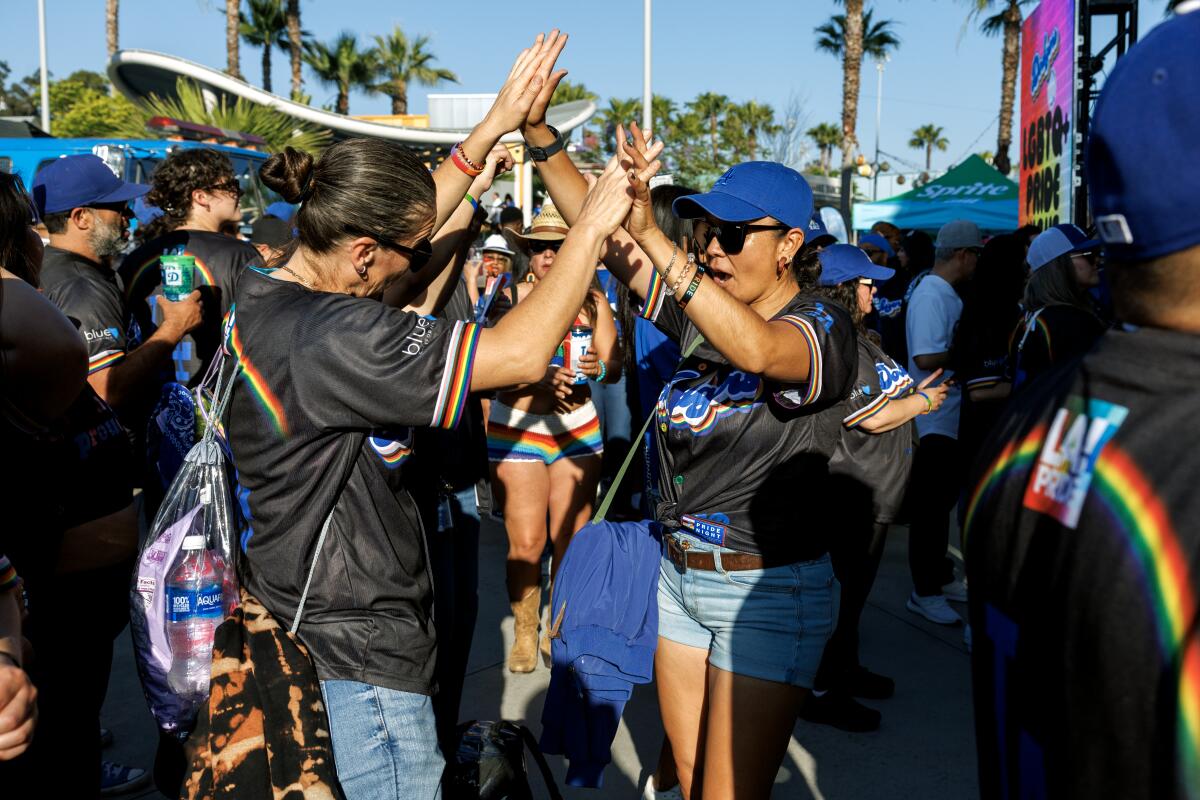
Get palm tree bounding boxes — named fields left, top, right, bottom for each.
left=815, top=0, right=865, bottom=221
left=286, top=0, right=302, bottom=100
left=969, top=0, right=1035, bottom=175
left=687, top=92, right=729, bottom=167
left=815, top=7, right=902, bottom=60
left=651, top=94, right=678, bottom=141
left=240, top=0, right=291, bottom=94
left=371, top=27, right=457, bottom=116
left=909, top=124, right=949, bottom=171
left=599, top=97, right=642, bottom=139
left=303, top=32, right=379, bottom=116
left=807, top=122, right=842, bottom=173
left=106, top=0, right=119, bottom=96
left=549, top=79, right=597, bottom=107
left=731, top=101, right=777, bottom=162
left=225, top=0, right=241, bottom=79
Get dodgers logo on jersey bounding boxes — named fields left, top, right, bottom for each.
left=1022, top=397, right=1128, bottom=528
left=659, top=369, right=762, bottom=436
left=875, top=361, right=912, bottom=397
left=369, top=429, right=414, bottom=469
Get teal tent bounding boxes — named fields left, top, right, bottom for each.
left=852, top=155, right=1018, bottom=233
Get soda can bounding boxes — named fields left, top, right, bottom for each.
left=566, top=325, right=593, bottom=385
left=160, top=254, right=196, bottom=301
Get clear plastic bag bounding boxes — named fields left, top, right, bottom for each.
left=130, top=356, right=240, bottom=734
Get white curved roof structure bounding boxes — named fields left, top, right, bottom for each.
left=107, top=49, right=595, bottom=145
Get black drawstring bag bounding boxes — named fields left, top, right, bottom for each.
left=444, top=720, right=563, bottom=800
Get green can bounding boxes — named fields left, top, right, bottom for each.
left=160, top=254, right=196, bottom=301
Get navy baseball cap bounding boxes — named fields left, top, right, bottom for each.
left=1087, top=10, right=1200, bottom=261
left=1026, top=224, right=1101, bottom=272
left=807, top=212, right=837, bottom=248
left=858, top=232, right=895, bottom=258
left=673, top=162, right=814, bottom=232
left=819, top=244, right=895, bottom=286
left=32, top=154, right=148, bottom=217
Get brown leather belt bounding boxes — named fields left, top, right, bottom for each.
left=664, top=534, right=788, bottom=573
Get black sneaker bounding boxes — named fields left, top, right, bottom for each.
left=849, top=665, right=895, bottom=700
left=99, top=761, right=149, bottom=796
left=800, top=690, right=881, bottom=732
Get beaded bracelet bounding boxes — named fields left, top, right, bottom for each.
left=449, top=143, right=484, bottom=177
left=464, top=192, right=479, bottom=212
left=679, top=269, right=703, bottom=309
left=591, top=360, right=608, bottom=383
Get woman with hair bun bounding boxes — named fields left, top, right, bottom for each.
left=224, top=31, right=661, bottom=797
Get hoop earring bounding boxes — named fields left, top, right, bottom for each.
left=355, top=264, right=369, bottom=281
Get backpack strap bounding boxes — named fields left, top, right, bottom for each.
left=518, top=724, right=564, bottom=800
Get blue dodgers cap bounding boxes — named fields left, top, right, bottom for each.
left=1087, top=10, right=1200, bottom=261
left=266, top=201, right=297, bottom=221
left=673, top=162, right=814, bottom=231
left=1027, top=223, right=1101, bottom=271
left=31, top=154, right=149, bottom=216
left=819, top=243, right=895, bottom=286
left=858, top=232, right=895, bottom=258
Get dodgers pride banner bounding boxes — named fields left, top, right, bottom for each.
left=1019, top=0, right=1076, bottom=228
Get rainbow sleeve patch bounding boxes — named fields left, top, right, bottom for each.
left=0, top=556, right=17, bottom=592
left=775, top=314, right=823, bottom=406
left=640, top=268, right=666, bottom=321
left=431, top=321, right=481, bottom=430
left=88, top=349, right=125, bottom=374
left=843, top=393, right=890, bottom=429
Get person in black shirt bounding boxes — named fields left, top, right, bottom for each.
left=120, top=148, right=264, bottom=388
left=33, top=155, right=203, bottom=427
left=225, top=30, right=655, bottom=799
left=967, top=13, right=1200, bottom=797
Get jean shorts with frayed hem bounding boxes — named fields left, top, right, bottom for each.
left=656, top=532, right=836, bottom=688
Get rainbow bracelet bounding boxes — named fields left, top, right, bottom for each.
left=464, top=192, right=479, bottom=212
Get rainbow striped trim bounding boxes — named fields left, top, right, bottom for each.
left=126, top=250, right=217, bottom=298
left=431, top=321, right=481, bottom=430
left=640, top=268, right=666, bottom=321
left=966, top=375, right=1004, bottom=391
left=965, top=426, right=1200, bottom=796
left=775, top=314, right=823, bottom=405
left=369, top=434, right=413, bottom=469
left=88, top=349, right=125, bottom=374
left=0, top=556, right=18, bottom=591
left=1033, top=315, right=1053, bottom=361
left=227, top=321, right=290, bottom=438
left=843, top=393, right=890, bottom=428
left=487, top=413, right=602, bottom=464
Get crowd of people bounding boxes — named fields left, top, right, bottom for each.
left=1, top=12, right=1198, bottom=799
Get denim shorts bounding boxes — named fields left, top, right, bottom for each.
left=656, top=532, right=836, bottom=688
left=319, top=679, right=444, bottom=799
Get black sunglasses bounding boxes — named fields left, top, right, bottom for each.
left=208, top=179, right=244, bottom=199
left=352, top=229, right=433, bottom=271
left=528, top=240, right=562, bottom=255
left=700, top=222, right=790, bottom=255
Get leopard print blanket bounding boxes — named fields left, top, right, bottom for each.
left=181, top=590, right=342, bottom=800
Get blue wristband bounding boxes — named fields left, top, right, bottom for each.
left=591, top=360, right=608, bottom=383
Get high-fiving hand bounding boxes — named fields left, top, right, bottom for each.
left=574, top=124, right=664, bottom=240
left=615, top=122, right=667, bottom=244
left=484, top=30, right=569, bottom=138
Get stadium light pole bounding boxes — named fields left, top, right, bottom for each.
left=643, top=0, right=652, bottom=136
left=38, top=0, right=51, bottom=133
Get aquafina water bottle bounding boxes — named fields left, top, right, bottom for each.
left=165, top=534, right=224, bottom=701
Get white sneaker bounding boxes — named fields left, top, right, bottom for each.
left=942, top=577, right=968, bottom=602
left=963, top=623, right=973, bottom=653
left=907, top=591, right=963, bottom=625
left=642, top=776, right=684, bottom=800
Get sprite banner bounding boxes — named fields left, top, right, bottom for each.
left=852, top=155, right=1018, bottom=232
left=1019, top=0, right=1076, bottom=229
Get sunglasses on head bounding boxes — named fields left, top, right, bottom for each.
left=528, top=240, right=562, bottom=255
left=699, top=221, right=790, bottom=255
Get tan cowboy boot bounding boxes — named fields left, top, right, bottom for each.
left=540, top=582, right=554, bottom=668
left=508, top=587, right=540, bottom=673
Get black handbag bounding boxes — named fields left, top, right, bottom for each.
left=444, top=720, right=563, bottom=800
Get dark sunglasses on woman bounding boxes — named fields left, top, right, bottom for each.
left=699, top=221, right=790, bottom=255
left=528, top=241, right=561, bottom=255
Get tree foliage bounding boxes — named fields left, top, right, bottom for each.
left=815, top=8, right=901, bottom=61
left=371, top=27, right=458, bottom=116
left=303, top=31, right=379, bottom=115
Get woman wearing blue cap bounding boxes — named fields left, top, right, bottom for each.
left=802, top=245, right=948, bottom=733
left=523, top=84, right=859, bottom=794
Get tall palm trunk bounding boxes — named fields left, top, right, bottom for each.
left=262, top=42, right=272, bottom=93
left=749, top=129, right=758, bottom=162
left=287, top=0, right=302, bottom=99
left=225, top=0, right=240, bottom=78
left=391, top=79, right=408, bottom=115
left=710, top=113, right=719, bottom=167
left=926, top=143, right=933, bottom=171
left=994, top=0, right=1022, bottom=175
left=337, top=87, right=349, bottom=116
left=106, top=0, right=119, bottom=96
left=839, top=0, right=865, bottom=222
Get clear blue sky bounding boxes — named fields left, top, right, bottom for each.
left=3, top=0, right=1172, bottom=178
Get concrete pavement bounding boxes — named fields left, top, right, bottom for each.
left=101, top=519, right=978, bottom=799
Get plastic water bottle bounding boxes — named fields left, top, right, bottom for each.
left=165, top=534, right=224, bottom=701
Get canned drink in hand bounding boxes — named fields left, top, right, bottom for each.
left=160, top=254, right=196, bottom=301
left=565, top=325, right=593, bottom=385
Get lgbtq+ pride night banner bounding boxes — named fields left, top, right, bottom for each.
left=1020, top=0, right=1076, bottom=228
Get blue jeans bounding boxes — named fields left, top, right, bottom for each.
left=319, top=679, right=444, bottom=799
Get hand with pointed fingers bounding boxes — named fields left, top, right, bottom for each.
left=575, top=129, right=662, bottom=239
left=521, top=56, right=570, bottom=137
left=484, top=30, right=569, bottom=137
left=615, top=122, right=668, bottom=244
left=917, top=368, right=949, bottom=413
left=470, top=145, right=517, bottom=197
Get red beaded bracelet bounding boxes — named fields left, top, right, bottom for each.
left=449, top=142, right=485, bottom=177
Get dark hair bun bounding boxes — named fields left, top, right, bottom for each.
left=260, top=147, right=315, bottom=204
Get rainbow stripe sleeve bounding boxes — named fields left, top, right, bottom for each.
left=431, top=321, right=481, bottom=430
left=88, top=349, right=125, bottom=375
left=843, top=393, right=890, bottom=429
left=639, top=268, right=666, bottom=321
left=775, top=314, right=824, bottom=406
left=0, top=555, right=18, bottom=592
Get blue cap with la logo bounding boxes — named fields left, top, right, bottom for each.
left=672, top=162, right=814, bottom=232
